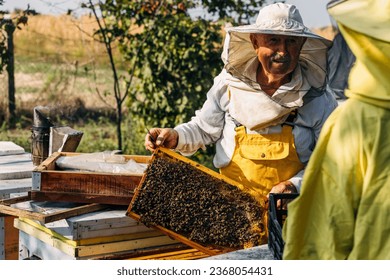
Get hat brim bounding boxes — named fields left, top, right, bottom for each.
left=226, top=25, right=332, bottom=46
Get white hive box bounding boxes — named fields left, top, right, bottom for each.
left=0, top=152, right=34, bottom=181
left=43, top=209, right=155, bottom=240
left=15, top=209, right=180, bottom=260
left=0, top=141, right=33, bottom=260
left=0, top=141, right=25, bottom=156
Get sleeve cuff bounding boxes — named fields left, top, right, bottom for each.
left=289, top=169, right=304, bottom=193
left=174, top=127, right=186, bottom=150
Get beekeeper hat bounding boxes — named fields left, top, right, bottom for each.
left=222, top=3, right=332, bottom=89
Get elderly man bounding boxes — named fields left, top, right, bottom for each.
left=145, top=3, right=337, bottom=199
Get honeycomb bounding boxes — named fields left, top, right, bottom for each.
left=131, top=156, right=266, bottom=249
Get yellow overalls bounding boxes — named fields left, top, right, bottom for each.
left=222, top=84, right=305, bottom=198
left=220, top=86, right=306, bottom=244
left=220, top=123, right=304, bottom=198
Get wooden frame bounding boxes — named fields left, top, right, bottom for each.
left=0, top=194, right=108, bottom=224
left=126, top=147, right=264, bottom=256
left=127, top=212, right=227, bottom=256
left=30, top=152, right=151, bottom=205
left=99, top=245, right=209, bottom=260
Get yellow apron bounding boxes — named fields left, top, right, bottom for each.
left=220, top=124, right=304, bottom=197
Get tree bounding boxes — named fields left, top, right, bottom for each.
left=82, top=0, right=266, bottom=162
left=122, top=1, right=223, bottom=128
left=196, top=0, right=267, bottom=24
left=0, top=4, right=34, bottom=128
left=0, top=0, right=6, bottom=71
left=81, top=0, right=130, bottom=152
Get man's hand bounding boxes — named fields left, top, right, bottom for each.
left=267, top=180, right=297, bottom=209
left=268, top=180, right=297, bottom=196
left=144, top=128, right=179, bottom=152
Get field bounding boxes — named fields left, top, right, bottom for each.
left=0, top=13, right=335, bottom=157
left=0, top=14, right=147, bottom=155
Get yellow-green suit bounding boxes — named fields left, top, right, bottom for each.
left=283, top=0, right=390, bottom=259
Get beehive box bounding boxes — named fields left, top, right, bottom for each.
left=0, top=143, right=34, bottom=260
left=31, top=152, right=151, bottom=205
left=126, top=147, right=268, bottom=256
left=40, top=209, right=156, bottom=240
left=15, top=217, right=181, bottom=260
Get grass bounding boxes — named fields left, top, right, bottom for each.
left=0, top=58, right=139, bottom=156
left=0, top=113, right=150, bottom=156
left=0, top=13, right=129, bottom=155
left=0, top=12, right=149, bottom=160
left=0, top=123, right=32, bottom=152
left=72, top=117, right=149, bottom=156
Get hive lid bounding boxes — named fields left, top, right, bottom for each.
left=0, top=141, right=25, bottom=156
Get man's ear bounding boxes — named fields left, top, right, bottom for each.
left=250, top=34, right=258, bottom=49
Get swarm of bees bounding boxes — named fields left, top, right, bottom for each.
left=131, top=157, right=266, bottom=249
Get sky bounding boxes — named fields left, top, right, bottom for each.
left=1, top=0, right=334, bottom=28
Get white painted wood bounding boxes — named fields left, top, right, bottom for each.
left=9, top=200, right=154, bottom=240
left=0, top=153, right=32, bottom=164
left=76, top=235, right=179, bottom=257
left=0, top=178, right=32, bottom=189
left=15, top=219, right=80, bottom=256
left=19, top=230, right=74, bottom=260
left=43, top=210, right=153, bottom=240
left=19, top=231, right=181, bottom=260
left=0, top=178, right=32, bottom=197
left=16, top=219, right=179, bottom=260
left=0, top=153, right=34, bottom=180
left=0, top=145, right=33, bottom=260
left=0, top=141, right=25, bottom=156
left=78, top=225, right=154, bottom=240
left=0, top=166, right=33, bottom=180
left=10, top=200, right=84, bottom=215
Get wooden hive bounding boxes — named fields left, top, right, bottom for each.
left=126, top=147, right=268, bottom=256
left=103, top=246, right=210, bottom=260
left=31, top=152, right=151, bottom=205
left=15, top=217, right=182, bottom=260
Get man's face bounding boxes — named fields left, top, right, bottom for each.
left=250, top=34, right=306, bottom=77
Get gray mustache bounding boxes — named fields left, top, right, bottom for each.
left=272, top=54, right=290, bottom=62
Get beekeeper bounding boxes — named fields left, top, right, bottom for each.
left=145, top=2, right=337, bottom=199
left=283, top=0, right=390, bottom=259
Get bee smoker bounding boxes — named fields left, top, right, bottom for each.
left=31, top=106, right=54, bottom=166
